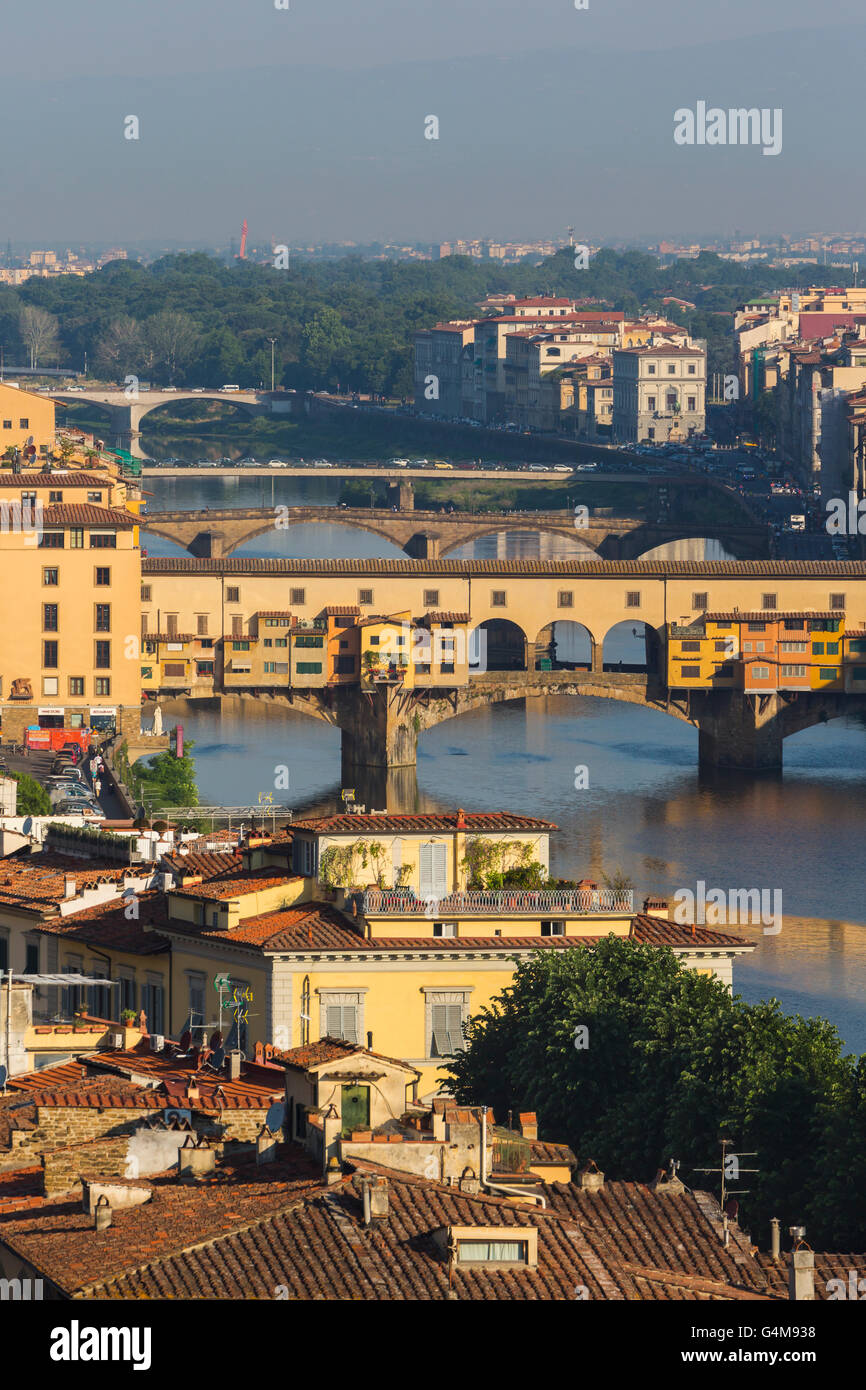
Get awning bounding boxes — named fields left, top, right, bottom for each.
left=7, top=973, right=121, bottom=986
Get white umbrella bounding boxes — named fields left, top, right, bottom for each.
left=152, top=705, right=163, bottom=736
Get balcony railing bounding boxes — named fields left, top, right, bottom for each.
left=362, top=888, right=634, bottom=915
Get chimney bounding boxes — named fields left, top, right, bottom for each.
left=64, top=876, right=77, bottom=900
left=456, top=808, right=466, bottom=829
left=368, top=1175, right=390, bottom=1218
left=770, top=1217, right=781, bottom=1261
left=177, top=1135, right=216, bottom=1181
left=94, top=1195, right=112, bottom=1231
left=787, top=1229, right=814, bottom=1301
left=256, top=1125, right=277, bottom=1166
left=517, top=1112, right=538, bottom=1141
left=578, top=1159, right=605, bottom=1191
left=226, top=1051, right=242, bottom=1081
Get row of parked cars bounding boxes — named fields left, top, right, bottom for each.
left=43, top=746, right=103, bottom=820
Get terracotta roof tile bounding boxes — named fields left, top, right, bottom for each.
left=143, top=557, right=866, bottom=579
left=291, top=812, right=557, bottom=834
left=41, top=504, right=136, bottom=528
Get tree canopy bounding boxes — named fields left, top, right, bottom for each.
left=2, top=247, right=847, bottom=396
left=444, top=939, right=866, bottom=1250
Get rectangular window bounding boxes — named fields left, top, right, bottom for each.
left=748, top=622, right=766, bottom=632
left=165, top=613, right=178, bottom=637
left=680, top=640, right=700, bottom=652
left=751, top=666, right=770, bottom=680
left=491, top=591, right=507, bottom=607
left=290, top=588, right=305, bottom=605
left=647, top=395, right=656, bottom=410
left=141, top=585, right=152, bottom=602
left=359, top=589, right=374, bottom=606
left=679, top=665, right=701, bottom=678
left=196, top=614, right=208, bottom=635
left=19, top=417, right=29, bottom=428
left=830, top=593, right=845, bottom=611
left=95, top=604, right=111, bottom=632
left=163, top=663, right=185, bottom=677
left=42, top=677, right=59, bottom=696
left=687, top=396, right=696, bottom=411
left=692, top=592, right=708, bottom=609
left=423, top=590, right=440, bottom=607
left=87, top=491, right=103, bottom=503
left=335, top=656, right=356, bottom=674
left=626, top=591, right=641, bottom=608
left=117, top=971, right=136, bottom=1014
left=43, top=567, right=59, bottom=585
left=89, top=531, right=115, bottom=548
left=142, top=978, right=165, bottom=1035
left=850, top=640, right=866, bottom=654
left=325, top=1003, right=358, bottom=1043
left=226, top=586, right=240, bottom=603
left=49, top=490, right=63, bottom=503
left=780, top=665, right=807, bottom=678
left=430, top=1003, right=465, bottom=1057
left=826, top=642, right=839, bottom=656
left=95, top=567, right=111, bottom=586
left=812, top=642, right=825, bottom=655
left=196, top=661, right=214, bottom=676
left=43, top=603, right=58, bottom=631
left=783, top=619, right=803, bottom=630
left=232, top=641, right=250, bottom=652
left=43, top=640, right=58, bottom=668
left=24, top=940, right=39, bottom=975
left=667, top=364, right=676, bottom=374
left=94, top=640, right=111, bottom=668
left=294, top=634, right=324, bottom=648
left=688, top=364, right=696, bottom=375
left=433, top=922, right=458, bottom=938
left=231, top=615, right=242, bottom=637
left=780, top=641, right=807, bottom=653
left=819, top=668, right=840, bottom=681
left=647, top=364, right=656, bottom=375
left=39, top=531, right=64, bottom=548
left=95, top=677, right=111, bottom=696
left=296, top=661, right=323, bottom=674
left=761, top=594, right=777, bottom=611
left=713, top=639, right=730, bottom=652
left=68, top=677, right=85, bottom=696
left=557, top=591, right=574, bottom=608
left=187, top=972, right=206, bottom=1028
left=852, top=666, right=866, bottom=679
left=541, top=920, right=565, bottom=936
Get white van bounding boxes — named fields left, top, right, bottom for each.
left=220, top=384, right=240, bottom=393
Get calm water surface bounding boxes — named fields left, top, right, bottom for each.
left=144, top=467, right=866, bottom=1052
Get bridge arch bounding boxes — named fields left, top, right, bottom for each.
left=533, top=619, right=596, bottom=671
left=133, top=395, right=262, bottom=427
left=601, top=619, right=663, bottom=674
left=440, top=524, right=601, bottom=558
left=472, top=618, right=530, bottom=672
left=633, top=535, right=741, bottom=563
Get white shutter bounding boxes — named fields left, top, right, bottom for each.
left=391, top=839, right=402, bottom=886
left=431, top=842, right=447, bottom=897
left=419, top=843, right=433, bottom=897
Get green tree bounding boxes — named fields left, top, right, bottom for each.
left=11, top=771, right=51, bottom=816
left=445, top=939, right=861, bottom=1248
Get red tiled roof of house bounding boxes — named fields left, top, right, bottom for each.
left=37, top=891, right=171, bottom=954
left=264, top=1036, right=418, bottom=1074
left=171, top=867, right=302, bottom=901
left=162, top=849, right=242, bottom=882
left=423, top=612, right=470, bottom=624
left=529, top=1141, right=577, bottom=1167
left=40, top=504, right=136, bottom=528
left=0, top=472, right=110, bottom=489
left=322, top=604, right=361, bottom=617
left=0, top=856, right=131, bottom=914
left=60, top=1165, right=782, bottom=1302
left=291, top=812, right=557, bottom=834
left=702, top=611, right=843, bottom=622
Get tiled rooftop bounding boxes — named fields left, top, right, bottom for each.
left=38, top=891, right=171, bottom=954
left=291, top=812, right=557, bottom=834
left=40, top=503, right=137, bottom=528
left=171, top=867, right=302, bottom=901
left=13, top=1163, right=794, bottom=1302
left=142, top=557, right=866, bottom=578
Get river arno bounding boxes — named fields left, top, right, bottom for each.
left=144, top=466, right=866, bottom=1054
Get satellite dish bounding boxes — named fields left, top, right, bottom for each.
left=209, top=1030, right=223, bottom=1050
left=22, top=818, right=33, bottom=834
left=0, top=1064, right=7, bottom=1089
left=266, top=1101, right=286, bottom=1136
left=178, top=1029, right=192, bottom=1052
left=211, top=1046, right=225, bottom=1071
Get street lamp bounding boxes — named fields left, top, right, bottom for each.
left=267, top=337, right=277, bottom=393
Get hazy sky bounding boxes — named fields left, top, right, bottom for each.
left=2, top=0, right=863, bottom=246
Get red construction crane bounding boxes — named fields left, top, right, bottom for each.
left=238, top=219, right=248, bottom=260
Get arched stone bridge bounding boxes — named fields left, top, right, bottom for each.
left=140, top=505, right=771, bottom=560
left=47, top=388, right=280, bottom=454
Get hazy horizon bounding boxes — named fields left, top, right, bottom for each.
left=1, top=0, right=862, bottom=245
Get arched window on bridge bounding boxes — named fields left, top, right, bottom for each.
left=602, top=621, right=661, bottom=675
left=472, top=619, right=528, bottom=672
left=533, top=620, right=594, bottom=672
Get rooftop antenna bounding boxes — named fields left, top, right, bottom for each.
left=691, top=1138, right=759, bottom=1245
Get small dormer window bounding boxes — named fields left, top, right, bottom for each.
left=457, top=1239, right=530, bottom=1265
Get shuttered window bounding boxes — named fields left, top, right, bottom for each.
left=326, top=1004, right=358, bottom=1043
left=431, top=1003, right=464, bottom=1057
left=419, top=842, right=447, bottom=898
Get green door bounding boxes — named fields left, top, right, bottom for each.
left=341, top=1084, right=370, bottom=1136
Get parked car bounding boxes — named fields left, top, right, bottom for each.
left=54, top=800, right=102, bottom=820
